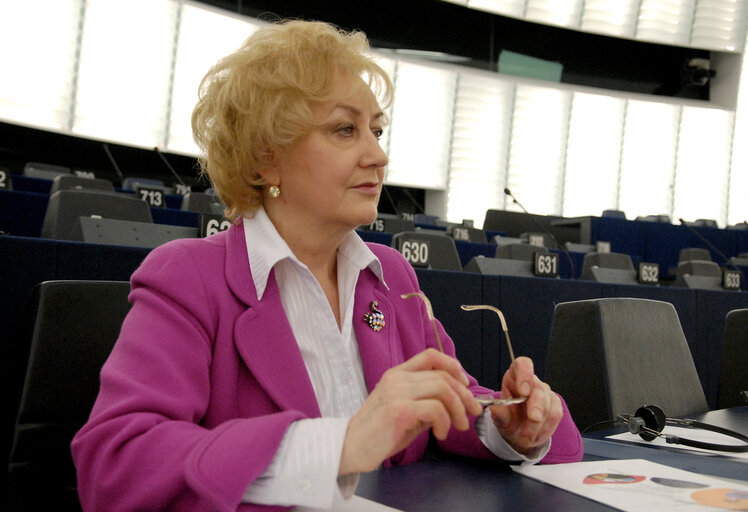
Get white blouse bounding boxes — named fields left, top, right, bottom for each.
left=240, top=208, right=548, bottom=509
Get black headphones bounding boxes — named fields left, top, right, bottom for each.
left=619, top=405, right=748, bottom=453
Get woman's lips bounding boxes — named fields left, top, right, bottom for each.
left=353, top=182, right=379, bottom=194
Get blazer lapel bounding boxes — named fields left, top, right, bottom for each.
left=225, top=224, right=321, bottom=418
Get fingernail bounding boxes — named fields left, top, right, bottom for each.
left=471, top=400, right=482, bottom=416
left=530, top=408, right=542, bottom=422
left=520, top=382, right=531, bottom=396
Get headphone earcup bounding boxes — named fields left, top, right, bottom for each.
left=634, top=405, right=666, bottom=441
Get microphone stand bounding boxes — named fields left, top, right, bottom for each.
left=504, top=188, right=576, bottom=279
left=102, top=143, right=126, bottom=186
left=678, top=218, right=745, bottom=288
left=154, top=146, right=189, bottom=193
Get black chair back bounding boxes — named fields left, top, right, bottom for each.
left=181, top=191, right=224, bottom=215
left=8, top=280, right=131, bottom=511
left=446, top=225, right=487, bottom=243
left=579, top=252, right=638, bottom=285
left=672, top=260, right=723, bottom=290
left=718, top=309, right=748, bottom=409
left=545, top=298, right=708, bottom=432
left=23, top=162, right=71, bottom=181
left=49, top=175, right=115, bottom=195
left=495, top=242, right=547, bottom=261
left=391, top=231, right=462, bottom=271
left=41, top=189, right=152, bottom=241
left=678, top=247, right=711, bottom=263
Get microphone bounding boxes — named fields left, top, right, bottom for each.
left=504, top=188, right=576, bottom=279
left=678, top=218, right=745, bottom=286
left=102, top=143, right=125, bottom=185
left=154, top=146, right=189, bottom=194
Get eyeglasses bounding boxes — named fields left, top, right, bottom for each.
left=401, top=293, right=526, bottom=407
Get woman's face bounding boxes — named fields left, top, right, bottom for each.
left=268, top=78, right=388, bottom=234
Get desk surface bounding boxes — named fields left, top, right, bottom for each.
left=355, top=407, right=747, bottom=511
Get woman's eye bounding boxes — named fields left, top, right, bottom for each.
left=372, top=128, right=384, bottom=140
left=336, top=124, right=355, bottom=136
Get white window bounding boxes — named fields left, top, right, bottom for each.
left=563, top=92, right=625, bottom=217
left=505, top=84, right=571, bottom=216
left=618, top=100, right=680, bottom=220
left=72, top=0, right=177, bottom=147
left=385, top=61, right=457, bottom=190
left=0, top=0, right=81, bottom=130
left=673, top=106, right=733, bottom=226
left=447, top=72, right=514, bottom=227
left=167, top=3, right=262, bottom=154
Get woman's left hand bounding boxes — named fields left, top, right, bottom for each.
left=488, top=356, right=562, bottom=455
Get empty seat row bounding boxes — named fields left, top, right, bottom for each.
left=8, top=169, right=748, bottom=287
left=388, top=230, right=744, bottom=290
left=45, top=174, right=225, bottom=215
left=39, top=188, right=227, bottom=248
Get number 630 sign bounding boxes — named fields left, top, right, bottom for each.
left=398, top=239, right=431, bottom=268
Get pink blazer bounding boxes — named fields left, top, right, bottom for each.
left=72, top=224, right=582, bottom=512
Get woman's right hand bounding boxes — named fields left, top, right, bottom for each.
left=338, top=348, right=482, bottom=475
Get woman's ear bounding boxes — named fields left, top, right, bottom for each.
left=255, top=150, right=279, bottom=184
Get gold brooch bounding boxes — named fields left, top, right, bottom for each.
left=363, top=301, right=385, bottom=331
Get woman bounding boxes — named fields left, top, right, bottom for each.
left=72, top=20, right=582, bottom=512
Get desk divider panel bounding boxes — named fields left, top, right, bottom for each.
left=415, top=269, right=485, bottom=386
left=452, top=240, right=495, bottom=268
left=487, top=276, right=604, bottom=384
left=589, top=217, right=647, bottom=257
left=0, top=189, right=49, bottom=238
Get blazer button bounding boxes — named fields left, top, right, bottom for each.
left=298, top=478, right=312, bottom=492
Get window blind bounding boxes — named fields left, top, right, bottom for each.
left=467, top=0, right=527, bottom=18
left=504, top=84, right=571, bottom=216
left=447, top=72, right=514, bottom=227
left=691, top=0, right=747, bottom=50
left=673, top=106, right=733, bottom=226
left=525, top=0, right=584, bottom=28
left=618, top=100, right=680, bottom=220
left=73, top=0, right=177, bottom=147
left=562, top=92, right=625, bottom=218
left=580, top=0, right=639, bottom=37
left=0, top=0, right=82, bottom=130
left=167, top=3, right=261, bottom=154
left=385, top=61, right=457, bottom=190
left=636, top=0, right=695, bottom=47
left=449, top=0, right=748, bottom=52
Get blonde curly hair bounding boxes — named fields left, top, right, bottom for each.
left=191, top=19, right=393, bottom=222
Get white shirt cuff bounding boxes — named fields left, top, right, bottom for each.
left=241, top=417, right=359, bottom=508
left=475, top=408, right=551, bottom=466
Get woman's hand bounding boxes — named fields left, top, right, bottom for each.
left=488, top=356, right=562, bottom=455
left=339, top=348, right=483, bottom=475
